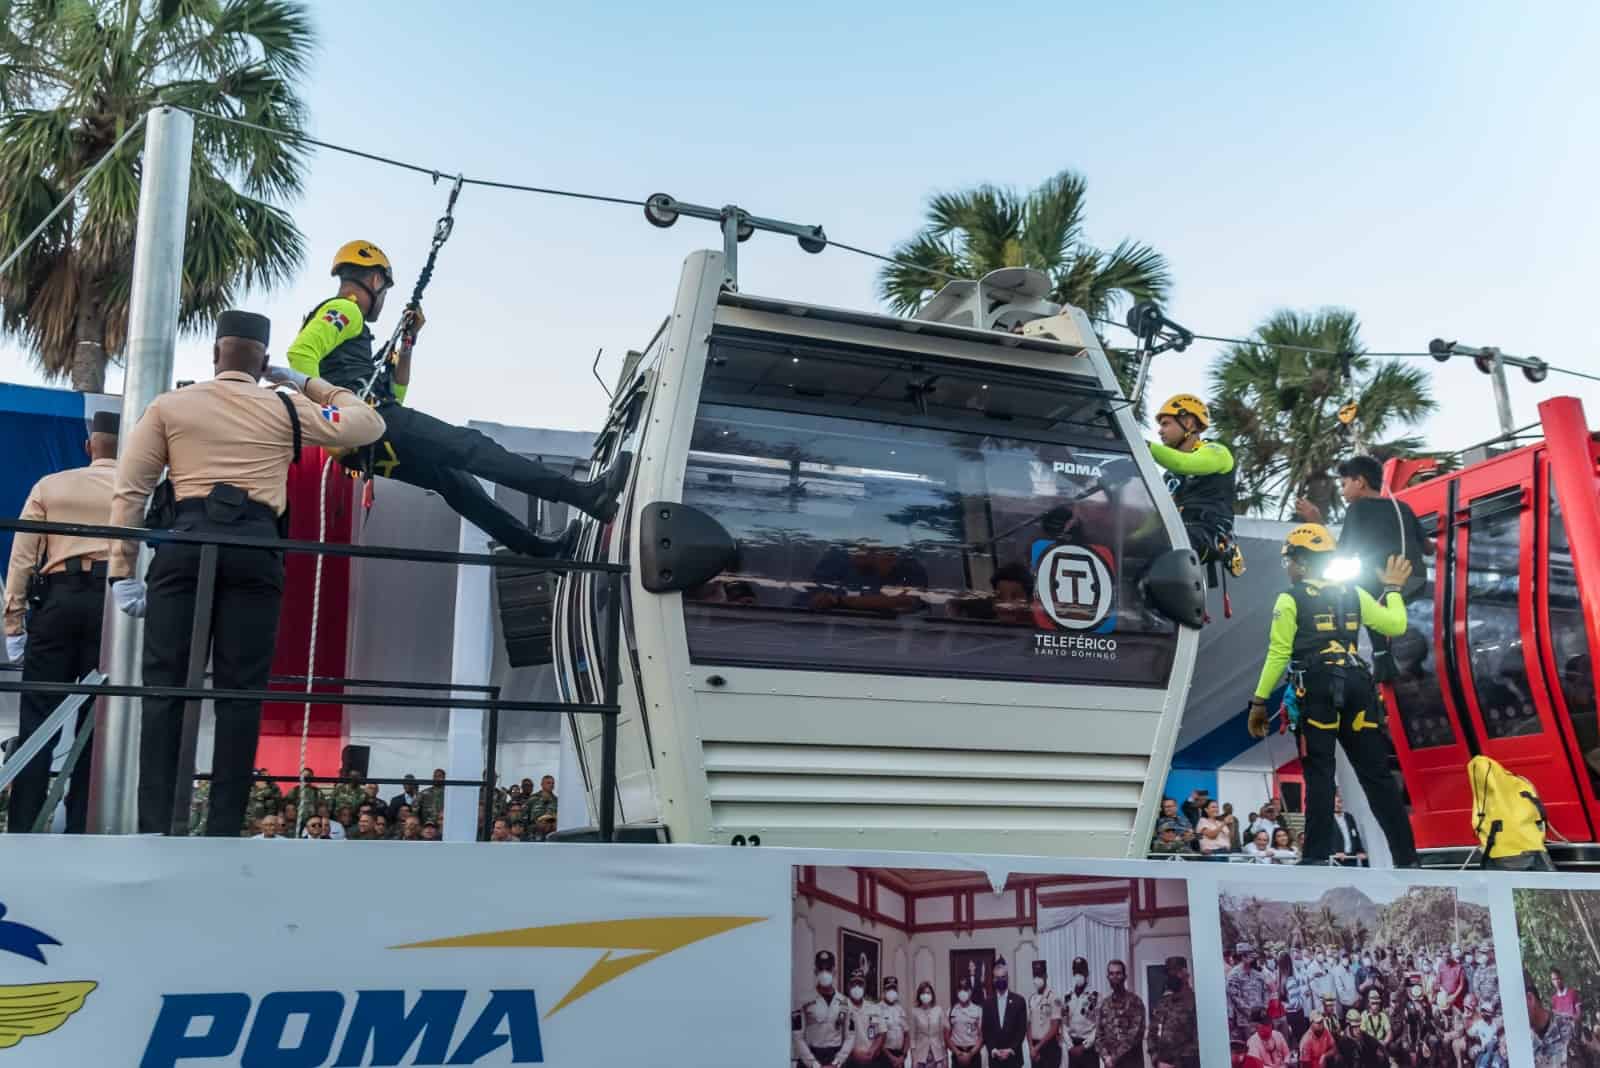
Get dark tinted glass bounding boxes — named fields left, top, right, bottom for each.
left=680, top=341, right=1179, bottom=687
left=1463, top=492, right=1540, bottom=739
left=1548, top=487, right=1599, bottom=789
left=1388, top=528, right=1457, bottom=751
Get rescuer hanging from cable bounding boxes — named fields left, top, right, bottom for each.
left=1246, top=523, right=1420, bottom=868
left=1146, top=393, right=1246, bottom=578
left=284, top=241, right=629, bottom=555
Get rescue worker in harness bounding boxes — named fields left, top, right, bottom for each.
left=1146, top=394, right=1245, bottom=578
left=1247, top=523, right=1420, bottom=868
left=281, top=241, right=629, bottom=556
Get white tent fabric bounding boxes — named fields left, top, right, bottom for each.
left=1037, top=900, right=1130, bottom=993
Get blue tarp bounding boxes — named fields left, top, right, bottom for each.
left=0, top=382, right=109, bottom=575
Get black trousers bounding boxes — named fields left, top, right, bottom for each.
left=9, top=574, right=105, bottom=833
left=349, top=403, right=582, bottom=554
left=1296, top=667, right=1419, bottom=866
left=1065, top=1044, right=1097, bottom=1068
left=1030, top=1040, right=1062, bottom=1068
left=139, top=525, right=283, bottom=836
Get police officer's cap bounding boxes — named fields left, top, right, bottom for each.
left=884, top=976, right=898, bottom=990
left=216, top=309, right=271, bottom=347
left=1165, top=955, right=1187, bottom=973
left=1032, top=960, right=1047, bottom=977
left=90, top=410, right=119, bottom=435
left=850, top=967, right=867, bottom=984
left=1071, top=956, right=1089, bottom=975
left=814, top=950, right=835, bottom=972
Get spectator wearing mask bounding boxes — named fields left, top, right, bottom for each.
left=1094, top=960, right=1145, bottom=1068
left=1228, top=945, right=1270, bottom=1036
left=1298, top=1011, right=1337, bottom=1068
left=1197, top=800, right=1232, bottom=856
left=948, top=978, right=983, bottom=1068
left=1295, top=455, right=1428, bottom=681
left=1331, top=952, right=1359, bottom=1018
left=1270, top=827, right=1300, bottom=864
left=1470, top=950, right=1498, bottom=1006
left=1063, top=956, right=1098, bottom=1067
left=1436, top=947, right=1465, bottom=1009
left=1246, top=1009, right=1290, bottom=1068
left=1027, top=961, right=1064, bottom=1068
left=879, top=976, right=908, bottom=1068
left=909, top=980, right=945, bottom=1068
left=982, top=957, right=1026, bottom=1067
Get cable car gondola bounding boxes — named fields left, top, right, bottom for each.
left=552, top=249, right=1207, bottom=857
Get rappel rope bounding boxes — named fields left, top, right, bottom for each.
left=294, top=452, right=336, bottom=837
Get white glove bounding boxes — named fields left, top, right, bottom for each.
left=5, top=634, right=24, bottom=663
left=263, top=364, right=310, bottom=390
left=112, top=578, right=148, bottom=618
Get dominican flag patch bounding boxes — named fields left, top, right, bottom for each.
left=322, top=308, right=350, bottom=330
left=320, top=405, right=341, bottom=423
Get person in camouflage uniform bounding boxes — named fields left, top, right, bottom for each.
left=527, top=774, right=558, bottom=839
left=1096, top=960, right=1146, bottom=1068
left=285, top=768, right=323, bottom=822
left=188, top=780, right=211, bottom=836
left=1149, top=956, right=1199, bottom=1068
left=328, top=768, right=366, bottom=817
left=0, top=784, right=10, bottom=831
left=242, top=772, right=283, bottom=833
left=417, top=767, right=447, bottom=825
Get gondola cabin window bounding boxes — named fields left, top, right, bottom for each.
left=678, top=335, right=1179, bottom=687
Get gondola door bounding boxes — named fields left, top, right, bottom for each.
left=1382, top=477, right=1476, bottom=847
left=1450, top=452, right=1595, bottom=842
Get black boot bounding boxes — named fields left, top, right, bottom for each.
left=567, top=452, right=633, bottom=523
left=505, top=520, right=581, bottom=560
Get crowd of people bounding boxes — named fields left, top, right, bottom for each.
left=1225, top=940, right=1505, bottom=1068
left=1149, top=792, right=1369, bottom=866
left=795, top=951, right=1199, bottom=1068
left=184, top=768, right=560, bottom=842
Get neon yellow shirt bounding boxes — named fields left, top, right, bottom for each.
left=1147, top=439, right=1234, bottom=476
left=285, top=297, right=407, bottom=405
left=1253, top=584, right=1407, bottom=699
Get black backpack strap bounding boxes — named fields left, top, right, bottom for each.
left=1522, top=790, right=1548, bottom=829
left=276, top=388, right=303, bottom=464
left=1482, top=820, right=1501, bottom=867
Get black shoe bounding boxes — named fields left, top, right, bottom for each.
left=571, top=452, right=633, bottom=523
left=510, top=520, right=581, bottom=560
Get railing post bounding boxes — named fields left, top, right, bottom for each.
left=168, top=543, right=218, bottom=837
left=481, top=685, right=500, bottom=843
left=92, top=105, right=194, bottom=834
left=598, top=574, right=622, bottom=843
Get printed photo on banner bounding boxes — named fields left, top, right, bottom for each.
left=1511, top=887, right=1600, bottom=1067
left=1216, top=877, right=1505, bottom=1068
left=792, top=865, right=1197, bottom=1068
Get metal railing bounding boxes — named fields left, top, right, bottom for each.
left=0, top=516, right=624, bottom=842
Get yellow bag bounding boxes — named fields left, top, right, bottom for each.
left=1468, top=755, right=1551, bottom=866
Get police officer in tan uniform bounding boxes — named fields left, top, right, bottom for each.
left=794, top=950, right=851, bottom=1068
left=109, top=310, right=384, bottom=836
left=3, top=410, right=119, bottom=833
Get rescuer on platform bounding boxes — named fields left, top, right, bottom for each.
left=286, top=241, right=629, bottom=557
left=1147, top=393, right=1246, bottom=577
left=2, top=410, right=119, bottom=833
left=108, top=311, right=385, bottom=836
left=1246, top=524, right=1419, bottom=867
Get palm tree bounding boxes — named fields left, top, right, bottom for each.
left=0, top=0, right=311, bottom=392
left=879, top=172, right=1171, bottom=391
left=1208, top=309, right=1436, bottom=519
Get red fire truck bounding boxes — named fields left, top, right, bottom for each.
left=1383, top=396, right=1600, bottom=864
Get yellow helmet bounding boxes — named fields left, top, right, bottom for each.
left=1157, top=393, right=1210, bottom=430
left=330, top=241, right=394, bottom=285
left=1282, top=523, right=1336, bottom=556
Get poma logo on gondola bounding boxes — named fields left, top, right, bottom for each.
left=1034, top=544, right=1115, bottom=631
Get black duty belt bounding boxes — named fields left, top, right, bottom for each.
left=174, top=497, right=279, bottom=526
left=45, top=558, right=108, bottom=581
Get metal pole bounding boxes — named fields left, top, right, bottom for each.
left=481, top=686, right=500, bottom=843
left=720, top=208, right=739, bottom=291
left=598, top=575, right=622, bottom=842
left=1487, top=347, right=1516, bottom=438
left=90, top=105, right=193, bottom=834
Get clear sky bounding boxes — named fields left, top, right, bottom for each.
left=4, top=2, right=1598, bottom=452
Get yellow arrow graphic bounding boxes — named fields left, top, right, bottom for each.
left=392, top=916, right=765, bottom=1018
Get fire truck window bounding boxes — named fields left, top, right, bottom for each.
left=1387, top=535, right=1456, bottom=751
left=1464, top=494, right=1540, bottom=739
left=679, top=398, right=1179, bottom=688
left=1548, top=490, right=1599, bottom=785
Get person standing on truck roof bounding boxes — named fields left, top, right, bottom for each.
left=1247, top=524, right=1420, bottom=868
left=1147, top=394, right=1246, bottom=577
left=108, top=311, right=386, bottom=836
left=3, top=409, right=119, bottom=833
left=285, top=240, right=630, bottom=558
left=1295, top=455, right=1429, bottom=681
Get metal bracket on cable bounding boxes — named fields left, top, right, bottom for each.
left=641, top=193, right=827, bottom=291
left=1123, top=301, right=1194, bottom=408
left=0, top=670, right=106, bottom=793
